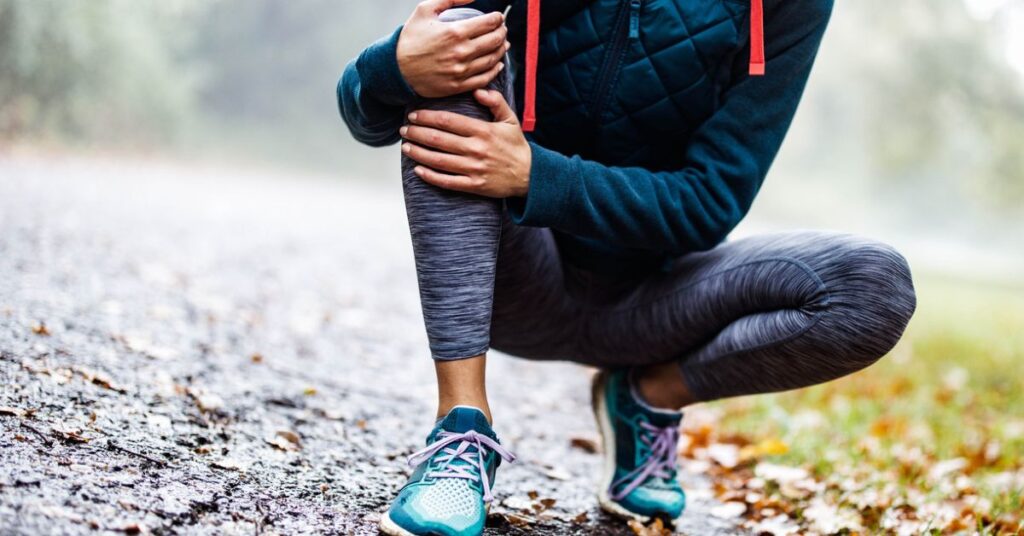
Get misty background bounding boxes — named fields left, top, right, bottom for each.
left=1, top=0, right=1022, bottom=281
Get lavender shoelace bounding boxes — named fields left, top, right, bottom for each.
left=408, top=430, right=516, bottom=503
left=610, top=421, right=680, bottom=501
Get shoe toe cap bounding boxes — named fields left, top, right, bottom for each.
left=388, top=482, right=485, bottom=536
left=620, top=485, right=686, bottom=519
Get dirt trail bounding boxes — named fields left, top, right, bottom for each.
left=0, top=156, right=739, bottom=535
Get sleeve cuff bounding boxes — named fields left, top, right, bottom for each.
left=506, top=142, right=574, bottom=227
left=355, top=25, right=417, bottom=106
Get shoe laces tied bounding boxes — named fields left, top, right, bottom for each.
left=407, top=430, right=516, bottom=503
left=610, top=420, right=679, bottom=501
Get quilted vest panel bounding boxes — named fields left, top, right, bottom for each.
left=513, top=0, right=749, bottom=170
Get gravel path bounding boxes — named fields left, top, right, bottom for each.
left=0, top=156, right=740, bottom=535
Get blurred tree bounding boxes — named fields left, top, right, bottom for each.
left=788, top=0, right=1024, bottom=211
left=0, top=0, right=199, bottom=146
left=862, top=0, right=1024, bottom=209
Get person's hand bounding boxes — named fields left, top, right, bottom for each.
left=397, top=0, right=510, bottom=98
left=401, top=89, right=531, bottom=198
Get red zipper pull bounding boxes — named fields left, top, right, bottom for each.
left=749, top=0, right=765, bottom=75
left=522, top=0, right=540, bottom=131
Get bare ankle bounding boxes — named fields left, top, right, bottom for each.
left=633, top=362, right=697, bottom=410
left=435, top=354, right=493, bottom=423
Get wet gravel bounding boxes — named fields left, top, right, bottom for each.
left=0, top=156, right=741, bottom=535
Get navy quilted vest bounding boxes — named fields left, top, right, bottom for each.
left=501, top=0, right=752, bottom=169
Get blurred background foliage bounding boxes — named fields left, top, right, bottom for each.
left=0, top=0, right=1022, bottom=238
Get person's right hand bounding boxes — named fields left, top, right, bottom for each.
left=397, top=0, right=510, bottom=98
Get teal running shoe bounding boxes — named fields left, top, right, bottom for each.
left=592, top=369, right=687, bottom=524
left=380, top=406, right=515, bottom=536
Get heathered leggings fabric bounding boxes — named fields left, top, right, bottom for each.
left=401, top=9, right=917, bottom=402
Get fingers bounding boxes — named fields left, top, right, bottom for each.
left=466, top=23, right=507, bottom=55
left=402, top=141, right=478, bottom=175
left=474, top=89, right=518, bottom=124
left=408, top=110, right=487, bottom=137
left=450, top=11, right=504, bottom=39
left=400, top=124, right=475, bottom=155
left=456, top=61, right=504, bottom=92
left=463, top=46, right=507, bottom=81
left=412, top=166, right=483, bottom=194
left=419, top=0, right=475, bottom=16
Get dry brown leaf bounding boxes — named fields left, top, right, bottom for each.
left=51, top=426, right=90, bottom=444
left=32, top=322, right=51, bottom=336
left=74, top=367, right=127, bottom=394
left=499, top=513, right=532, bottom=527
left=265, top=436, right=294, bottom=452
left=211, top=458, right=246, bottom=471
left=627, top=517, right=671, bottom=536
left=569, top=435, right=599, bottom=454
left=0, top=406, right=26, bottom=417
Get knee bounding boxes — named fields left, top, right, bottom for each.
left=819, top=238, right=917, bottom=370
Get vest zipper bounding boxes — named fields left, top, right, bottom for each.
left=629, top=0, right=642, bottom=39
left=589, top=0, right=635, bottom=124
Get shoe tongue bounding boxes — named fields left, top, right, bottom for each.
left=642, top=406, right=683, bottom=429
left=438, top=406, right=494, bottom=437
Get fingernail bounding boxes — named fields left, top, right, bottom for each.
left=498, top=62, right=505, bottom=71
left=414, top=166, right=423, bottom=175
left=402, top=143, right=411, bottom=153
left=399, top=126, right=408, bottom=136
left=408, top=112, right=418, bottom=122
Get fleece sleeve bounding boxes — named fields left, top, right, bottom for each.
left=507, top=0, right=834, bottom=254
left=337, top=26, right=416, bottom=147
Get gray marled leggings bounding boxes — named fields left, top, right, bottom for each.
left=401, top=8, right=917, bottom=402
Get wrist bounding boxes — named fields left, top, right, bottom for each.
left=517, top=143, right=532, bottom=197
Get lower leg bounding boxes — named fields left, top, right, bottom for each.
left=400, top=11, right=514, bottom=421
left=435, top=354, right=492, bottom=422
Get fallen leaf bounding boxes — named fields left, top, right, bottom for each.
left=569, top=435, right=600, bottom=454
left=543, top=466, right=571, bottom=481
left=211, top=458, right=246, bottom=471
left=710, top=501, right=747, bottom=519
left=51, top=426, right=90, bottom=444
left=250, top=353, right=264, bottom=364
left=740, top=438, right=788, bottom=461
left=74, top=367, right=127, bottom=394
left=265, top=430, right=302, bottom=451
left=190, top=390, right=225, bottom=413
left=0, top=406, right=26, bottom=417
left=754, top=462, right=809, bottom=484
left=627, top=517, right=672, bottom=536
left=32, top=322, right=50, bottom=336
left=707, top=443, right=741, bottom=469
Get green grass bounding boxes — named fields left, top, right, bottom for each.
left=711, top=273, right=1024, bottom=531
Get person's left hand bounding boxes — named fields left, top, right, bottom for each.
left=400, top=89, right=531, bottom=198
